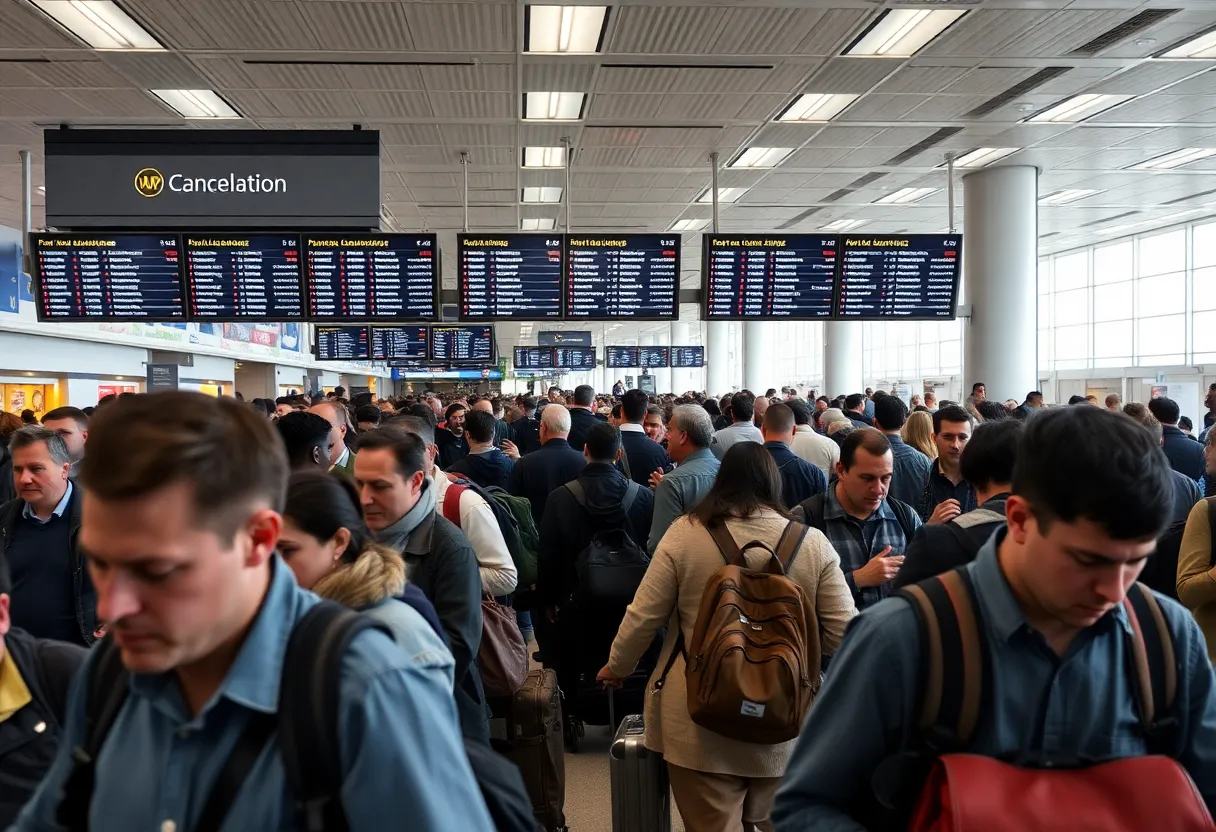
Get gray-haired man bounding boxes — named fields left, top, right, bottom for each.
left=647, top=405, right=721, bottom=553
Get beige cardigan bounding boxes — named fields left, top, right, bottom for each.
left=1177, top=499, right=1216, bottom=664
left=607, top=510, right=857, bottom=778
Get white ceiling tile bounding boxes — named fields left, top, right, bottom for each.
left=428, top=92, right=514, bottom=119
left=121, top=0, right=321, bottom=50
left=878, top=67, right=971, bottom=95
left=588, top=93, right=667, bottom=121
left=522, top=61, right=598, bottom=93
left=353, top=91, right=434, bottom=118
left=406, top=3, right=514, bottom=52
left=0, top=2, right=81, bottom=49
left=439, top=124, right=517, bottom=147
left=1087, top=63, right=1216, bottom=96
left=423, top=63, right=515, bottom=93
left=339, top=64, right=425, bottom=92
left=807, top=58, right=905, bottom=95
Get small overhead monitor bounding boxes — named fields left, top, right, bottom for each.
left=606, top=346, right=640, bottom=368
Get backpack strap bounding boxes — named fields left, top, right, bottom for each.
left=943, top=521, right=985, bottom=558
left=618, top=448, right=633, bottom=481
left=193, top=713, right=278, bottom=832
left=278, top=601, right=394, bottom=832
left=565, top=480, right=586, bottom=507
left=895, top=569, right=987, bottom=751
left=707, top=522, right=744, bottom=567
left=796, top=493, right=827, bottom=532
left=887, top=498, right=919, bottom=544
left=1122, top=583, right=1179, bottom=754
left=620, top=480, right=641, bottom=514
left=442, top=482, right=466, bottom=528
left=774, top=520, right=810, bottom=573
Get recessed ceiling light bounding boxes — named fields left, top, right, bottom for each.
left=728, top=147, right=795, bottom=169
left=525, top=6, right=609, bottom=54
left=696, top=187, right=747, bottom=204
left=522, top=186, right=563, bottom=203
left=669, top=218, right=709, bottom=232
left=522, top=146, right=566, bottom=168
left=874, top=187, right=939, bottom=205
left=777, top=93, right=859, bottom=122
left=948, top=147, right=1020, bottom=168
left=846, top=9, right=967, bottom=57
left=523, top=91, right=585, bottom=121
left=1039, top=188, right=1104, bottom=205
left=1128, top=147, right=1216, bottom=170
left=150, top=89, right=241, bottom=119
left=1134, top=38, right=1157, bottom=46
left=1026, top=93, right=1133, bottom=123
left=28, top=0, right=163, bottom=50
left=823, top=219, right=868, bottom=231
left=1161, top=28, right=1216, bottom=58
left=522, top=218, right=556, bottom=231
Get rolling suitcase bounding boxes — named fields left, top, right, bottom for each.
left=608, top=689, right=671, bottom=832
left=490, top=668, right=568, bottom=832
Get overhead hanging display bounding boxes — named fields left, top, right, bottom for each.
left=606, top=346, right=640, bottom=368
left=314, top=325, right=370, bottom=361
left=836, top=234, right=962, bottom=320
left=670, top=346, right=705, bottom=367
left=514, top=347, right=556, bottom=370
left=458, top=233, right=563, bottom=321
left=431, top=324, right=496, bottom=364
left=305, top=233, right=438, bottom=322
left=565, top=234, right=680, bottom=320
left=371, top=325, right=430, bottom=361
left=555, top=346, right=596, bottom=369
left=184, top=233, right=303, bottom=321
left=639, top=346, right=670, bottom=368
left=702, top=234, right=837, bottom=320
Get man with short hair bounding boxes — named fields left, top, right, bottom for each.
left=508, top=405, right=587, bottom=524
left=844, top=393, right=873, bottom=428
left=647, top=405, right=719, bottom=554
left=789, top=398, right=839, bottom=476
left=275, top=411, right=335, bottom=470
left=710, top=390, right=765, bottom=460
left=753, top=394, right=771, bottom=429
left=509, top=395, right=542, bottom=456
left=308, top=400, right=355, bottom=479
left=1017, top=390, right=1044, bottom=419
left=435, top=402, right=469, bottom=469
left=15, top=394, right=492, bottom=829
left=644, top=405, right=667, bottom=446
left=763, top=403, right=828, bottom=510
left=872, top=395, right=932, bottom=508
left=773, top=407, right=1216, bottom=830
left=1148, top=396, right=1205, bottom=481
left=567, top=384, right=606, bottom=455
left=1106, top=392, right=1123, bottom=412
left=1123, top=402, right=1202, bottom=524
left=448, top=409, right=514, bottom=491
left=917, top=405, right=977, bottom=524
left=355, top=404, right=382, bottom=431
left=966, top=381, right=986, bottom=408
left=39, top=407, right=87, bottom=479
left=618, top=390, right=669, bottom=486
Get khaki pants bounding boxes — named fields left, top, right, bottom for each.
left=667, top=763, right=782, bottom=832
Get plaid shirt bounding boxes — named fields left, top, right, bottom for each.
left=815, top=485, right=920, bottom=610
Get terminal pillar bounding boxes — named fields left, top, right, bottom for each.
left=706, top=321, right=730, bottom=396
left=743, top=321, right=769, bottom=394
left=963, top=165, right=1038, bottom=402
left=669, top=321, right=694, bottom=394
left=824, top=321, right=863, bottom=398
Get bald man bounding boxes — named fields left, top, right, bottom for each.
left=308, top=401, right=355, bottom=479
left=474, top=398, right=511, bottom=446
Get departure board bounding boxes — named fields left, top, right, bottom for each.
left=565, top=235, right=680, bottom=320
left=606, top=347, right=640, bottom=368
left=315, top=326, right=370, bottom=361
left=431, top=325, right=495, bottom=364
left=671, top=346, right=705, bottom=367
left=702, top=235, right=836, bottom=320
left=556, top=346, right=596, bottom=370
left=458, top=234, right=563, bottom=320
left=514, top=347, right=556, bottom=370
left=837, top=235, right=962, bottom=320
left=184, top=234, right=302, bottom=321
left=639, top=346, right=670, bottom=368
left=33, top=233, right=185, bottom=322
left=371, top=325, right=429, bottom=361
left=305, top=234, right=438, bottom=322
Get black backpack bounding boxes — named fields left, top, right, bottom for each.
left=797, top=492, right=920, bottom=542
left=566, top=479, right=649, bottom=605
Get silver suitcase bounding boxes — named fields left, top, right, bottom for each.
left=608, top=690, right=671, bottom=832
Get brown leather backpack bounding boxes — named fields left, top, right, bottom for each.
left=655, top=519, right=821, bottom=745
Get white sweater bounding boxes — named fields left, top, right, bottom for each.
left=432, top=466, right=518, bottom=596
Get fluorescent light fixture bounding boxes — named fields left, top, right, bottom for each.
left=522, top=218, right=557, bottom=231
left=1128, top=148, right=1216, bottom=170
left=151, top=89, right=241, bottom=119
left=29, top=0, right=163, bottom=50
left=1161, top=28, right=1216, bottom=58
left=522, top=186, right=563, bottom=203
left=1039, top=189, right=1103, bottom=205
left=36, top=186, right=45, bottom=195
left=847, top=9, right=966, bottom=57
left=697, top=187, right=747, bottom=204
left=777, top=93, right=858, bottom=122
left=524, top=91, right=585, bottom=120
left=950, top=147, right=1020, bottom=168
left=728, top=147, right=795, bottom=169
left=874, top=187, right=939, bottom=205
left=823, top=219, right=868, bottom=232
left=526, top=6, right=609, bottom=54
left=1027, top=93, right=1132, bottom=123
left=670, top=218, right=709, bottom=232
left=522, top=146, right=566, bottom=168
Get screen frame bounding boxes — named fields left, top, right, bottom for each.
left=833, top=234, right=963, bottom=322
left=563, top=233, right=681, bottom=322
left=554, top=345, right=597, bottom=369
left=639, top=345, right=671, bottom=368
left=513, top=346, right=557, bottom=370
left=429, top=324, right=498, bottom=365
left=605, top=346, right=640, bottom=368
left=369, top=324, right=431, bottom=362
left=182, top=230, right=306, bottom=323
left=313, top=324, right=372, bottom=361
left=670, top=345, right=706, bottom=367
left=456, top=232, right=565, bottom=322
left=303, top=231, right=441, bottom=324
left=700, top=232, right=839, bottom=322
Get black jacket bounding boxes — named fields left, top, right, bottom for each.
left=893, top=496, right=1007, bottom=589
left=0, top=488, right=97, bottom=647
left=510, top=417, right=542, bottom=456
left=508, top=438, right=587, bottom=525
left=620, top=429, right=669, bottom=487
left=0, top=628, right=87, bottom=827
left=567, top=408, right=607, bottom=456
left=0, top=445, right=12, bottom=506
left=448, top=448, right=515, bottom=491
left=537, top=463, right=655, bottom=606
left=434, top=427, right=469, bottom=470
left=846, top=411, right=873, bottom=428
left=1162, top=425, right=1205, bottom=481
left=765, top=442, right=828, bottom=509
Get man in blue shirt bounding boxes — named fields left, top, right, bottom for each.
left=648, top=405, right=720, bottom=553
left=1149, top=396, right=1205, bottom=482
left=761, top=403, right=827, bottom=510
left=872, top=394, right=932, bottom=508
left=710, top=390, right=764, bottom=460
left=773, top=406, right=1216, bottom=830
left=15, top=391, right=493, bottom=831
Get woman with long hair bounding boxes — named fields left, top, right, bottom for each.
left=901, top=409, right=938, bottom=460
left=598, top=442, right=855, bottom=830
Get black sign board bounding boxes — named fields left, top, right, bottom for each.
left=514, top=347, right=556, bottom=370
left=431, top=325, right=495, bottom=364
left=606, top=346, right=640, bottom=368
left=837, top=235, right=962, bottom=320
left=184, top=233, right=303, bottom=321
left=565, top=234, right=680, bottom=320
left=670, top=346, right=705, bottom=367
left=32, top=233, right=186, bottom=322
left=458, top=234, right=563, bottom=320
left=703, top=234, right=836, bottom=320
left=305, top=233, right=438, bottom=322
left=639, top=346, right=670, bottom=368
left=315, top=325, right=371, bottom=361
left=146, top=363, right=179, bottom=391
left=555, top=346, right=596, bottom=370
left=538, top=330, right=592, bottom=347
left=371, top=325, right=429, bottom=361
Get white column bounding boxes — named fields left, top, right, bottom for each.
left=669, top=320, right=694, bottom=394
left=963, top=165, right=1038, bottom=402
left=742, top=321, right=769, bottom=394
left=706, top=320, right=730, bottom=396
left=824, top=321, right=864, bottom=398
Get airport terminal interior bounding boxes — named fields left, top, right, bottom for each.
left=2, top=0, right=1216, bottom=830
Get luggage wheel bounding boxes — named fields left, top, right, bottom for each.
left=563, top=715, right=584, bottom=753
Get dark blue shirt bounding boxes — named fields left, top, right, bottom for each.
left=917, top=458, right=977, bottom=521
left=764, top=441, right=828, bottom=510
left=448, top=448, right=515, bottom=491
left=510, top=416, right=542, bottom=455
left=9, top=486, right=80, bottom=645
left=885, top=434, right=933, bottom=509
left=1163, top=425, right=1205, bottom=482
left=508, top=438, right=587, bottom=524
left=619, top=427, right=669, bottom=488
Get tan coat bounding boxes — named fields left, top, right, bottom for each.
left=1177, top=499, right=1216, bottom=664
left=607, top=509, right=857, bottom=778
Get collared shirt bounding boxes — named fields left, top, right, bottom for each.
left=14, top=556, right=494, bottom=832
left=21, top=481, right=72, bottom=525
left=647, top=448, right=720, bottom=553
left=619, top=422, right=645, bottom=433
left=330, top=445, right=351, bottom=473
left=885, top=434, right=933, bottom=509
left=772, top=531, right=1216, bottom=830
left=917, top=458, right=977, bottom=521
left=790, top=424, right=839, bottom=478
left=710, top=421, right=764, bottom=460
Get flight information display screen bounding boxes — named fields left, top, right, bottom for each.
left=184, top=234, right=303, bottom=321
left=639, top=346, right=670, bottom=368
left=671, top=346, right=705, bottom=367
left=837, top=235, right=962, bottom=320
left=514, top=347, right=555, bottom=370
left=565, top=235, right=680, bottom=320
left=458, top=234, right=563, bottom=320
left=606, top=347, right=640, bottom=368
left=431, top=325, right=495, bottom=363
left=33, top=233, right=186, bottom=322
left=305, top=234, right=438, bottom=322
left=702, top=234, right=836, bottom=320
left=371, top=325, right=429, bottom=361
left=315, top=325, right=370, bottom=361
left=555, top=346, right=596, bottom=370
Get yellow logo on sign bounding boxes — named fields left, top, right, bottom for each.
left=134, top=168, right=164, bottom=197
